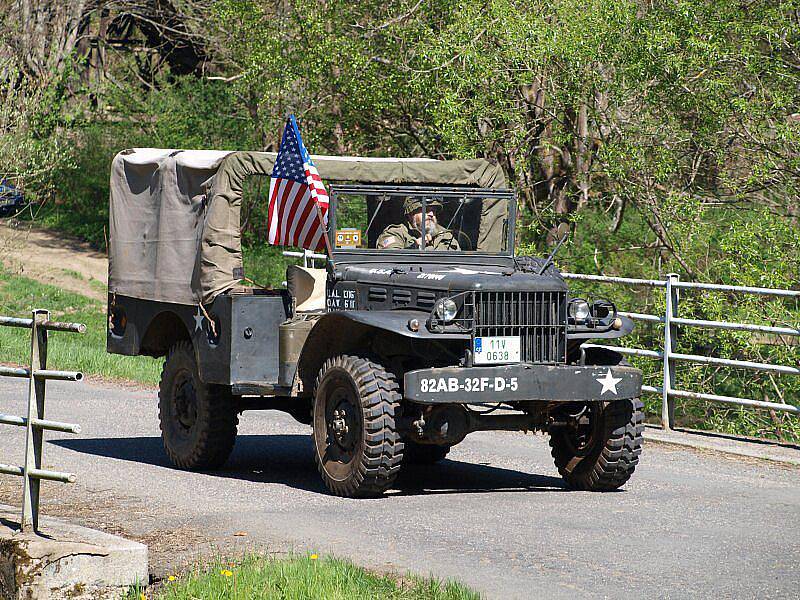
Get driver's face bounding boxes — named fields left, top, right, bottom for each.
left=408, top=208, right=437, bottom=232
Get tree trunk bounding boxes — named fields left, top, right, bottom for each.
left=10, top=0, right=92, bottom=84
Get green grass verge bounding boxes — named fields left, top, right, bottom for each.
left=0, top=270, right=161, bottom=384
left=129, top=554, right=480, bottom=600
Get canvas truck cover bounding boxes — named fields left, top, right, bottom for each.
left=108, top=148, right=507, bottom=305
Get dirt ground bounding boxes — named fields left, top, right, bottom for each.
left=0, top=221, right=108, bottom=301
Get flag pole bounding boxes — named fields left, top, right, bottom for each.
left=313, top=201, right=335, bottom=269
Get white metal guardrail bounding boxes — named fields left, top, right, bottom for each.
left=283, top=249, right=327, bottom=268
left=281, top=250, right=328, bottom=286
left=0, top=309, right=84, bottom=531
left=561, top=272, right=800, bottom=429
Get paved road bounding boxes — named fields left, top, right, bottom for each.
left=1, top=377, right=798, bottom=598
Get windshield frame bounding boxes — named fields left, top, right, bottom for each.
left=327, top=185, right=516, bottom=262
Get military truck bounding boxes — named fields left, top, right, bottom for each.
left=107, top=149, right=644, bottom=497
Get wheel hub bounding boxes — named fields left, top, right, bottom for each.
left=564, top=403, right=600, bottom=456
left=331, top=409, right=350, bottom=438
left=173, top=375, right=198, bottom=430
left=326, top=387, right=358, bottom=453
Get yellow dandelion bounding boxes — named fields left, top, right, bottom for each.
left=168, top=575, right=176, bottom=582
left=220, top=569, right=233, bottom=577
left=310, top=554, right=318, bottom=560
left=140, top=594, right=147, bottom=600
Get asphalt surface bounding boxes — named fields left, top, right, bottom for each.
left=0, top=377, right=798, bottom=599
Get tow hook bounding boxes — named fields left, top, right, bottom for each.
left=413, top=414, right=426, bottom=436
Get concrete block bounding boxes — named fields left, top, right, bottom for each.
left=0, top=505, right=148, bottom=600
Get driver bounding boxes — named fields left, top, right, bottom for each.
left=377, top=197, right=460, bottom=250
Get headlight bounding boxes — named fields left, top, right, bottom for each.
left=434, top=298, right=458, bottom=323
left=568, top=298, right=591, bottom=322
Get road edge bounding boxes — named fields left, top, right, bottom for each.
left=644, top=426, right=800, bottom=467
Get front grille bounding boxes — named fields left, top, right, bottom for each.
left=417, top=291, right=437, bottom=309
left=368, top=287, right=387, bottom=302
left=392, top=289, right=412, bottom=305
left=473, top=291, right=567, bottom=364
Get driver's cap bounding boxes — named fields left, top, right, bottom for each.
left=403, top=196, right=442, bottom=214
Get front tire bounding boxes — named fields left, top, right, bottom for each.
left=312, top=355, right=404, bottom=497
left=549, top=399, right=644, bottom=491
left=158, top=341, right=238, bottom=470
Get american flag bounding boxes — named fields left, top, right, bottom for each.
left=267, top=115, right=329, bottom=251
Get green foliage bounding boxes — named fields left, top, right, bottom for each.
left=105, top=75, right=257, bottom=151
left=0, top=270, right=161, bottom=384
left=3, top=0, right=799, bottom=440
left=24, top=75, right=259, bottom=250
left=37, top=124, right=116, bottom=247
left=0, top=77, right=76, bottom=210
left=127, top=553, right=479, bottom=600
left=242, top=244, right=300, bottom=288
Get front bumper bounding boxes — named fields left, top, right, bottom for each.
left=403, top=363, right=642, bottom=404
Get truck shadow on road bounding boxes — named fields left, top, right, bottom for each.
left=51, top=434, right=569, bottom=496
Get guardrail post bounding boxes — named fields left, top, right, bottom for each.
left=662, top=274, right=679, bottom=430
left=21, top=309, right=48, bottom=531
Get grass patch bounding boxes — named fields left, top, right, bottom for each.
left=60, top=268, right=86, bottom=281
left=129, top=554, right=479, bottom=600
left=0, top=270, right=161, bottom=384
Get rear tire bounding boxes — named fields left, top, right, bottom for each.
left=158, top=341, right=238, bottom=470
left=403, top=442, right=451, bottom=465
left=549, top=399, right=644, bottom=491
left=312, top=355, right=404, bottom=497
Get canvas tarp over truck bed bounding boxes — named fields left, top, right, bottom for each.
left=108, top=148, right=507, bottom=306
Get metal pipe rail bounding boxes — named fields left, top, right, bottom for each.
left=0, top=464, right=77, bottom=483
left=562, top=272, right=800, bottom=430
left=0, top=309, right=84, bottom=531
left=0, top=315, right=87, bottom=333
left=282, top=249, right=327, bottom=268
left=0, top=366, right=84, bottom=381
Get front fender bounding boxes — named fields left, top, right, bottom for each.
left=293, top=310, right=469, bottom=397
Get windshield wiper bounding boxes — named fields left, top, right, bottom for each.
left=365, top=193, right=386, bottom=235
left=445, top=195, right=467, bottom=230
left=537, top=224, right=570, bottom=275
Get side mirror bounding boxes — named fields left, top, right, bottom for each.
left=555, top=222, right=570, bottom=241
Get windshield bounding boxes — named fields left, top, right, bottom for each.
left=331, top=187, right=513, bottom=253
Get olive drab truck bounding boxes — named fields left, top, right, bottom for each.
left=107, top=149, right=644, bottom=498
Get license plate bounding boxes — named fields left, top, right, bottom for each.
left=473, top=336, right=521, bottom=364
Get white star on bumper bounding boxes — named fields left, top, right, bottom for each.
left=193, top=306, right=204, bottom=332
left=596, top=368, right=622, bottom=396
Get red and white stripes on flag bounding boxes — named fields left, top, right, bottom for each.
left=266, top=115, right=329, bottom=251
left=267, top=162, right=329, bottom=250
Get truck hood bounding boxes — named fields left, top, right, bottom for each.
left=336, top=262, right=568, bottom=293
